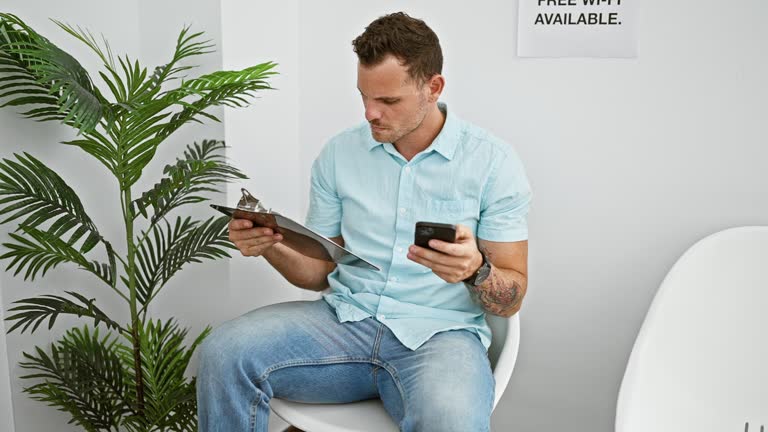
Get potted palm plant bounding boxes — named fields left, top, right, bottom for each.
left=0, top=13, right=275, bottom=430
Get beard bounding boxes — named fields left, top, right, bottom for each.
left=370, top=94, right=429, bottom=144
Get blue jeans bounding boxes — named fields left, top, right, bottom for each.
left=196, top=299, right=494, bottom=431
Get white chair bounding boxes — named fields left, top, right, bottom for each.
left=616, top=226, right=768, bottom=432
left=271, top=313, right=520, bottom=431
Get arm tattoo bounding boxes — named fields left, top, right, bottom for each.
left=467, top=249, right=526, bottom=316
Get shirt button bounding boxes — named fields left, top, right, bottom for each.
left=404, top=166, right=411, bottom=173
left=389, top=276, right=398, bottom=282
left=397, top=247, right=404, bottom=253
left=377, top=314, right=386, bottom=320
left=399, top=207, right=407, bottom=214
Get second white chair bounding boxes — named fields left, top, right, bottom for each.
left=616, top=226, right=768, bottom=432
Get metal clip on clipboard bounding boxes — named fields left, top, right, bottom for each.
left=211, top=188, right=380, bottom=271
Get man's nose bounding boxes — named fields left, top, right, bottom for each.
left=365, top=103, right=382, bottom=123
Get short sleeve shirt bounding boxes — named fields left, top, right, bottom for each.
left=305, top=102, right=532, bottom=350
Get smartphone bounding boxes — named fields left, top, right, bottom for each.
left=414, top=221, right=457, bottom=250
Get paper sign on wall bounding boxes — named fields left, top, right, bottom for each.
left=517, top=0, right=637, bottom=58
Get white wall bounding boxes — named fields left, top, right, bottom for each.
left=219, top=0, right=305, bottom=312
left=2, top=1, right=767, bottom=431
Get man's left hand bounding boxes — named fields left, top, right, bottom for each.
left=407, top=224, right=483, bottom=283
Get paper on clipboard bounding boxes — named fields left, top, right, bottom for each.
left=211, top=189, right=379, bottom=271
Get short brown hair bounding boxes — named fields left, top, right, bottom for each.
left=352, top=12, right=443, bottom=85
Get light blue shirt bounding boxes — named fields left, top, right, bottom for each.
left=305, top=102, right=532, bottom=350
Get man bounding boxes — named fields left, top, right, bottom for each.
left=197, top=11, right=532, bottom=432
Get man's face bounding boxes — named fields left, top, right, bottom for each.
left=357, top=55, right=430, bottom=144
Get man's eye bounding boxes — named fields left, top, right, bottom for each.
left=383, top=100, right=398, bottom=105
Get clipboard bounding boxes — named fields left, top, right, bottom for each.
left=211, top=189, right=379, bottom=271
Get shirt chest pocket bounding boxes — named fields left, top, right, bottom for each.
left=416, top=198, right=478, bottom=227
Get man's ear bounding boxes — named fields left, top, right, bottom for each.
left=426, top=74, right=445, bottom=103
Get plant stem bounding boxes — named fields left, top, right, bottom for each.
left=122, top=187, right=146, bottom=418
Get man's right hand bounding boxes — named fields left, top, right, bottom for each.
left=228, top=219, right=283, bottom=257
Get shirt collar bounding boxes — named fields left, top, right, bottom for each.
left=365, top=102, right=462, bottom=161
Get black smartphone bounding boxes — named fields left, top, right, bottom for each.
left=414, top=221, right=457, bottom=250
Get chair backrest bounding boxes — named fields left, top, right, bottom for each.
left=616, top=227, right=768, bottom=432
left=487, top=313, right=520, bottom=409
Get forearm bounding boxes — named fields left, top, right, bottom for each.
left=262, top=243, right=335, bottom=291
left=466, top=264, right=527, bottom=317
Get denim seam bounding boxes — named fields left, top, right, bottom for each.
left=372, top=324, right=384, bottom=361
left=248, top=392, right=259, bottom=432
left=371, top=325, right=384, bottom=389
left=371, top=325, right=409, bottom=430
left=387, top=367, right=408, bottom=431
left=251, top=355, right=408, bottom=424
left=253, top=356, right=375, bottom=384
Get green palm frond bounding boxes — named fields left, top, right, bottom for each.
left=158, top=62, right=277, bottom=138
left=54, top=22, right=213, bottom=106
left=178, top=62, right=277, bottom=95
left=60, top=130, right=120, bottom=175
left=116, top=103, right=179, bottom=187
left=132, top=140, right=246, bottom=222
left=1, top=227, right=89, bottom=281
left=132, top=216, right=197, bottom=306
left=0, top=227, right=118, bottom=292
left=133, top=25, right=215, bottom=104
left=48, top=20, right=149, bottom=134
left=92, top=240, right=118, bottom=288
left=0, top=13, right=105, bottom=133
left=0, top=152, right=105, bottom=253
left=0, top=14, right=60, bottom=119
left=49, top=20, right=118, bottom=81
left=5, top=291, right=126, bottom=335
left=132, top=215, right=233, bottom=309
left=19, top=326, right=132, bottom=431
left=160, top=215, right=234, bottom=279
left=120, top=319, right=209, bottom=432
left=110, top=54, right=146, bottom=103
left=0, top=15, right=119, bottom=173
